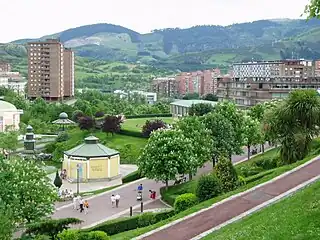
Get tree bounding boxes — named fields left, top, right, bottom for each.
left=78, top=116, right=95, bottom=131
left=202, top=93, right=218, bottom=102
left=138, top=129, right=194, bottom=189
left=142, top=119, right=166, bottom=137
left=0, top=131, right=19, bottom=157
left=202, top=111, right=237, bottom=167
left=263, top=90, right=320, bottom=164
left=243, top=115, right=263, bottom=160
left=0, top=205, right=14, bottom=240
left=174, top=116, right=213, bottom=179
left=26, top=218, right=82, bottom=240
left=53, top=171, right=63, bottom=189
left=0, top=157, right=57, bottom=224
left=102, top=115, right=123, bottom=135
left=196, top=174, right=221, bottom=202
left=189, top=103, right=214, bottom=116
left=182, top=93, right=199, bottom=100
left=215, top=155, right=239, bottom=192
left=71, top=110, right=84, bottom=123
left=304, top=0, right=320, bottom=18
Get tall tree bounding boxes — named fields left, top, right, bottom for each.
left=0, top=157, right=57, bottom=224
left=138, top=129, right=194, bottom=189
left=243, top=115, right=263, bottom=160
left=174, top=116, right=213, bottom=179
left=189, top=103, right=214, bottom=116
left=102, top=115, right=122, bottom=135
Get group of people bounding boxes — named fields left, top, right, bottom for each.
left=59, top=189, right=74, bottom=199
left=137, top=184, right=156, bottom=200
left=73, top=196, right=89, bottom=214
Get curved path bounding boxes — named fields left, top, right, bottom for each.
left=52, top=146, right=268, bottom=228
left=138, top=157, right=320, bottom=240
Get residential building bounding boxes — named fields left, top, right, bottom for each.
left=170, top=99, right=217, bottom=117
left=0, top=72, right=27, bottom=96
left=114, top=90, right=157, bottom=104
left=232, top=59, right=315, bottom=80
left=27, top=39, right=74, bottom=101
left=217, top=76, right=320, bottom=107
left=63, top=48, right=75, bottom=98
left=152, top=77, right=179, bottom=97
left=0, top=100, right=23, bottom=132
left=0, top=62, right=11, bottom=72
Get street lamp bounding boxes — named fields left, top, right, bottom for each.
left=76, top=163, right=81, bottom=195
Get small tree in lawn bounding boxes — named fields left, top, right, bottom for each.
left=53, top=170, right=63, bottom=189
left=142, top=119, right=166, bottom=137
left=138, top=129, right=194, bottom=189
left=78, top=116, right=95, bottom=131
left=215, top=155, right=238, bottom=192
left=71, top=110, right=84, bottom=123
left=174, top=116, right=213, bottom=179
left=102, top=115, right=122, bottom=135
left=243, top=115, right=263, bottom=160
left=0, top=157, right=57, bottom=224
left=189, top=103, right=214, bottom=116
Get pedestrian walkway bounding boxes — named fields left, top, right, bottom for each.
left=52, top=145, right=268, bottom=228
left=138, top=157, right=320, bottom=240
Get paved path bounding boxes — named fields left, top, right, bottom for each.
left=139, top=157, right=320, bottom=240
left=52, top=145, right=270, bottom=228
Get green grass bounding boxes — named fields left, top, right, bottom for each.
left=80, top=184, right=121, bottom=197
left=122, top=117, right=174, bottom=132
left=202, top=180, right=320, bottom=240
left=110, top=143, right=320, bottom=239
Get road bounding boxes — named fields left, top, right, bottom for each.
left=52, top=145, right=271, bottom=228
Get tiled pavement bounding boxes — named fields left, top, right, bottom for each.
left=139, top=157, right=320, bottom=240
left=52, top=145, right=271, bottom=228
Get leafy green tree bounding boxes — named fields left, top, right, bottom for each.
left=202, top=112, right=236, bottom=167
left=174, top=116, right=213, bottom=179
left=0, top=205, right=14, bottom=240
left=202, top=93, right=218, bottom=102
left=53, top=171, right=63, bottom=189
left=189, top=103, right=214, bottom=116
left=71, top=110, right=84, bottom=123
left=196, top=174, right=221, bottom=202
left=243, top=115, right=263, bottom=160
left=0, top=157, right=57, bottom=224
left=304, top=0, right=320, bottom=18
left=138, top=129, right=194, bottom=189
left=0, top=131, right=19, bottom=157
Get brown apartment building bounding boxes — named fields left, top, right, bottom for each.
left=0, top=62, right=11, bottom=72
left=217, top=76, right=320, bottom=107
left=27, top=39, right=74, bottom=100
left=152, top=77, right=179, bottom=97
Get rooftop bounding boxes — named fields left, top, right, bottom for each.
left=64, top=136, right=119, bottom=158
left=0, top=100, right=17, bottom=111
left=170, top=99, right=218, bottom=108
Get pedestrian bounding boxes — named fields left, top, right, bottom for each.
left=111, top=194, right=116, bottom=207
left=72, top=196, right=78, bottom=210
left=79, top=198, right=84, bottom=213
left=84, top=200, right=89, bottom=214
left=149, top=190, right=156, bottom=200
left=137, top=184, right=143, bottom=193
left=115, top=193, right=120, bottom=208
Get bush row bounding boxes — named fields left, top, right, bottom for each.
left=118, top=129, right=146, bottom=138
left=122, top=170, right=143, bottom=183
left=125, top=113, right=172, bottom=119
left=85, top=210, right=175, bottom=236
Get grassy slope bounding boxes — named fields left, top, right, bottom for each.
left=110, top=140, right=320, bottom=239
left=203, top=180, right=320, bottom=240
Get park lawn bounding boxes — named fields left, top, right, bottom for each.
left=110, top=142, right=320, bottom=239
left=202, top=180, right=320, bottom=240
left=122, top=117, right=174, bottom=132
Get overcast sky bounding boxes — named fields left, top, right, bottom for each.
left=1, top=0, right=309, bottom=43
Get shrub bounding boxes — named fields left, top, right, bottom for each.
left=34, top=235, right=50, bottom=240
left=85, top=210, right=174, bottom=235
left=87, top=231, right=110, bottom=240
left=236, top=164, right=264, bottom=177
left=125, top=114, right=172, bottom=119
left=57, top=229, right=79, bottom=240
left=238, top=175, right=246, bottom=186
left=142, top=119, right=166, bottom=137
left=53, top=170, right=63, bottom=189
left=119, top=129, right=146, bottom=138
left=174, top=193, right=198, bottom=213
left=102, top=115, right=122, bottom=135
left=122, top=170, right=143, bottom=183
left=254, top=156, right=278, bottom=170
left=57, top=131, right=69, bottom=142
left=72, top=110, right=84, bottom=123
left=95, top=111, right=105, bottom=118
left=215, top=156, right=239, bottom=192
left=78, top=116, right=95, bottom=130
left=196, top=174, right=221, bottom=202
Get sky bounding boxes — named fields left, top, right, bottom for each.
left=1, top=0, right=310, bottom=43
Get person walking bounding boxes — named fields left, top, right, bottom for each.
left=137, top=184, right=143, bottom=193
left=72, top=196, right=78, bottom=210
left=79, top=198, right=84, bottom=213
left=111, top=194, right=116, bottom=208
left=115, top=193, right=120, bottom=208
left=84, top=200, right=89, bottom=214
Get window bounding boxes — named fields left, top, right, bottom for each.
left=259, top=83, right=263, bottom=89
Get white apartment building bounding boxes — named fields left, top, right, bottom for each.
left=0, top=72, right=27, bottom=96
left=114, top=90, right=157, bottom=104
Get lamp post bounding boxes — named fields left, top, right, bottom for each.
left=76, top=163, right=81, bottom=195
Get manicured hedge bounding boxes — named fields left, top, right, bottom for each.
left=125, top=113, right=172, bottom=119
left=122, top=170, right=143, bottom=183
left=85, top=210, right=175, bottom=236
left=119, top=129, right=146, bottom=138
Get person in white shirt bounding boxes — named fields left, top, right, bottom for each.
left=78, top=198, right=84, bottom=213
left=115, top=194, right=120, bottom=208
left=111, top=194, right=116, bottom=207
left=73, top=196, right=78, bottom=210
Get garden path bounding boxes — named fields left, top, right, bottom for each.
left=52, top=145, right=269, bottom=228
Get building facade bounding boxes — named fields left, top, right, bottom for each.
left=27, top=39, right=74, bottom=100
left=0, top=62, right=11, bottom=72
left=170, top=99, right=217, bottom=117
left=0, top=100, right=23, bottom=132
left=217, top=76, right=320, bottom=107
left=0, top=72, right=27, bottom=96
left=63, top=48, right=75, bottom=98
left=232, top=60, right=315, bottom=80
left=152, top=77, right=179, bottom=97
